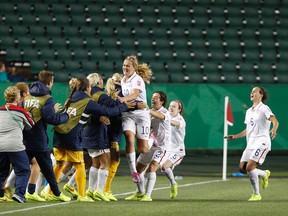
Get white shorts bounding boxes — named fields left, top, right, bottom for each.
left=165, top=152, right=184, bottom=169
left=122, top=110, right=150, bottom=140
left=87, top=148, right=110, bottom=158
left=240, top=145, right=270, bottom=165
left=137, top=146, right=169, bottom=166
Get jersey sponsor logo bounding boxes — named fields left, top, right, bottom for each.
left=24, top=99, right=40, bottom=108
left=67, top=107, right=77, bottom=116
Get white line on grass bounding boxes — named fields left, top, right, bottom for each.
left=115, top=179, right=225, bottom=196
left=0, top=179, right=226, bottom=215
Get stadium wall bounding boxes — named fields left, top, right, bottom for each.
left=1, top=82, right=286, bottom=150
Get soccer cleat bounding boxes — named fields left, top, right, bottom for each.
left=63, top=183, right=78, bottom=198
left=25, top=192, right=46, bottom=202
left=3, top=187, right=12, bottom=198
left=132, top=172, right=140, bottom=183
left=139, top=194, right=152, bottom=202
left=77, top=195, right=94, bottom=202
left=47, top=193, right=71, bottom=202
left=125, top=192, right=144, bottom=201
left=104, top=191, right=118, bottom=201
left=40, top=190, right=49, bottom=200
left=248, top=194, right=262, bottom=201
left=262, top=170, right=271, bottom=189
left=93, top=190, right=110, bottom=202
left=86, top=189, right=101, bottom=201
left=0, top=195, right=14, bottom=202
left=12, top=194, right=26, bottom=203
left=170, top=182, right=178, bottom=199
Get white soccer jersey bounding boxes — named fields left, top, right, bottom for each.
left=121, top=72, right=150, bottom=139
left=121, top=72, right=147, bottom=104
left=150, top=106, right=172, bottom=149
left=244, top=102, right=274, bottom=150
left=170, top=114, right=186, bottom=156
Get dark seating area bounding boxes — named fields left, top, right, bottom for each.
left=0, top=0, right=287, bottom=83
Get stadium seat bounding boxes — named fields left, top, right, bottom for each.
left=47, top=60, right=64, bottom=72
left=54, top=71, right=70, bottom=82
left=82, top=61, right=97, bottom=73
left=64, top=61, right=81, bottom=73
left=69, top=71, right=86, bottom=78
left=170, top=73, right=187, bottom=83
left=152, top=72, right=170, bottom=83
left=31, top=60, right=46, bottom=74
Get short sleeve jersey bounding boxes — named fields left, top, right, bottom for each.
left=170, top=113, right=186, bottom=155
left=121, top=72, right=147, bottom=104
left=244, top=102, right=274, bottom=150
left=151, top=106, right=172, bottom=149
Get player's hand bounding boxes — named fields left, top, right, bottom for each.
left=100, top=116, right=110, bottom=125
left=124, top=101, right=136, bottom=109
left=54, top=103, right=62, bottom=113
left=117, top=96, right=125, bottom=103
left=137, top=102, right=148, bottom=109
left=224, top=135, right=234, bottom=140
left=270, top=130, right=277, bottom=140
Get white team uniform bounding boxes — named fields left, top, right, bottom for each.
left=121, top=72, right=150, bottom=140
left=240, top=102, right=274, bottom=165
left=167, top=113, right=186, bottom=168
left=137, top=106, right=172, bottom=165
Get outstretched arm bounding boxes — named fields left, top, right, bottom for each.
left=225, top=129, right=246, bottom=140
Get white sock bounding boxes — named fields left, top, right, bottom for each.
left=5, top=169, right=16, bottom=188
left=35, top=172, right=44, bottom=194
left=255, top=168, right=266, bottom=178
left=145, top=172, right=156, bottom=197
left=248, top=169, right=260, bottom=195
left=97, top=169, right=108, bottom=193
left=67, top=172, right=76, bottom=187
left=88, top=167, right=98, bottom=191
left=126, top=152, right=137, bottom=173
left=163, top=168, right=176, bottom=185
left=58, top=173, right=66, bottom=183
left=67, top=166, right=76, bottom=176
left=137, top=172, right=145, bottom=194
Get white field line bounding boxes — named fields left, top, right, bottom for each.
left=0, top=179, right=226, bottom=215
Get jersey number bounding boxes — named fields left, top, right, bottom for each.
left=141, top=126, right=149, bottom=135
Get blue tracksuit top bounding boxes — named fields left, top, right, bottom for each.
left=23, top=81, right=69, bottom=152
left=81, top=86, right=122, bottom=150
left=53, top=90, right=128, bottom=151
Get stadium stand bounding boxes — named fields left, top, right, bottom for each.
left=0, top=0, right=287, bottom=83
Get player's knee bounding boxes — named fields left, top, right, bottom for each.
left=56, top=160, right=65, bottom=167
left=138, top=145, right=149, bottom=154
left=239, top=162, right=247, bottom=174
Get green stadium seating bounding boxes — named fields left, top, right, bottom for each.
left=0, top=1, right=287, bottom=83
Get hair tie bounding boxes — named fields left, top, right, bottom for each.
left=174, top=100, right=182, bottom=112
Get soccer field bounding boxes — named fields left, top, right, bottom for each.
left=1, top=176, right=287, bottom=216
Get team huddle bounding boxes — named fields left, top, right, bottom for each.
left=0, top=55, right=186, bottom=203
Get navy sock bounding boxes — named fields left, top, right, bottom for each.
left=28, top=184, right=36, bottom=194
